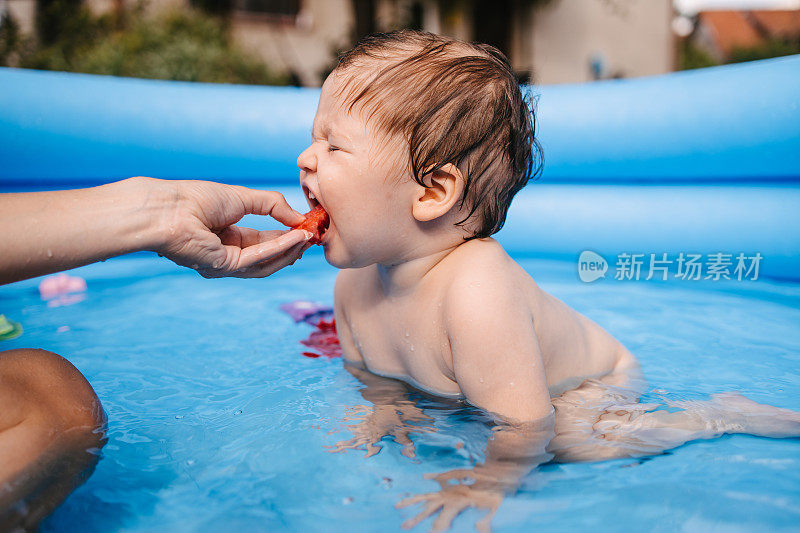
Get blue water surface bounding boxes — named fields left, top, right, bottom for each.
left=1, top=247, right=799, bottom=532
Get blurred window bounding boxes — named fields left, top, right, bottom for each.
left=409, top=2, right=423, bottom=30
left=234, top=0, right=300, bottom=16
left=473, top=0, right=511, bottom=59
left=353, top=0, right=376, bottom=40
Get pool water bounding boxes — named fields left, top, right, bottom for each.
left=2, top=247, right=799, bottom=532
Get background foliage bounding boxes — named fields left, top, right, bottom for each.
left=0, top=0, right=287, bottom=85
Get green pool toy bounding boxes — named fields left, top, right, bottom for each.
left=0, top=315, right=23, bottom=341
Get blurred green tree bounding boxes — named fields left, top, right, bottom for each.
left=1, top=1, right=287, bottom=85
left=728, top=37, right=800, bottom=63
left=678, top=39, right=720, bottom=70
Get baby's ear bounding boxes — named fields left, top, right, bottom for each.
left=411, top=163, right=465, bottom=223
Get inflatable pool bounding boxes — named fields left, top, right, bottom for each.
left=1, top=57, right=799, bottom=531
left=1, top=56, right=799, bottom=279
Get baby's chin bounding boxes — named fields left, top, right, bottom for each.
left=322, top=241, right=378, bottom=270
left=323, top=249, right=371, bottom=269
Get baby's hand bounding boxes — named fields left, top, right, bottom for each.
left=326, top=402, right=436, bottom=458
left=396, top=469, right=503, bottom=533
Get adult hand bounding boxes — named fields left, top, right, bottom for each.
left=0, top=177, right=313, bottom=285
left=149, top=178, right=312, bottom=278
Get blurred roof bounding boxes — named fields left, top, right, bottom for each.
left=699, top=11, right=762, bottom=53
left=698, top=9, right=800, bottom=54
left=750, top=9, right=800, bottom=37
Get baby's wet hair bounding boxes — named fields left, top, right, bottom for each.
left=333, top=29, right=543, bottom=239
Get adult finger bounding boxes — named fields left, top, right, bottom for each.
left=234, top=229, right=310, bottom=270
left=232, top=187, right=306, bottom=227
left=230, top=239, right=308, bottom=278
left=198, top=236, right=306, bottom=279
left=218, top=226, right=285, bottom=248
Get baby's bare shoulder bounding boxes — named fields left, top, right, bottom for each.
left=443, top=238, right=532, bottom=287
left=440, top=238, right=534, bottom=312
left=445, top=237, right=514, bottom=273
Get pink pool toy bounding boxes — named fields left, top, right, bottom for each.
left=39, top=273, right=87, bottom=307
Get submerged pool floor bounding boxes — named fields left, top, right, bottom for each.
left=2, top=250, right=799, bottom=532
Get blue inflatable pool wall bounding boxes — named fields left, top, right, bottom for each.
left=1, top=56, right=798, bottom=279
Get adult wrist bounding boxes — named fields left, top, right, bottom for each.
left=111, top=177, right=181, bottom=255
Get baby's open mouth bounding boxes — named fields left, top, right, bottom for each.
left=296, top=186, right=330, bottom=245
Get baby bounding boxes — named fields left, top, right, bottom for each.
left=297, top=29, right=630, bottom=421
left=295, top=30, right=800, bottom=531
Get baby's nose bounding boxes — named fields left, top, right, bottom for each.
left=297, top=146, right=317, bottom=174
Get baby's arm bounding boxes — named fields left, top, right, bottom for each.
left=328, top=365, right=436, bottom=458
left=444, top=274, right=552, bottom=422
left=395, top=275, right=556, bottom=531
left=330, top=271, right=437, bottom=458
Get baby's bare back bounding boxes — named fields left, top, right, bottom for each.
left=524, top=271, right=637, bottom=395
left=334, top=238, right=636, bottom=401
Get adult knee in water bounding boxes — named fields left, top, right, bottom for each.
left=0, top=348, right=106, bottom=530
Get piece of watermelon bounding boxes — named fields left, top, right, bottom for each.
left=293, top=205, right=330, bottom=245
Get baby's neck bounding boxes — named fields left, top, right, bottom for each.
left=376, top=241, right=462, bottom=297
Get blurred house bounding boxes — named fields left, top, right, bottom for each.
left=4, top=1, right=37, bottom=34
left=3, top=0, right=675, bottom=85
left=692, top=9, right=800, bottom=62
left=384, top=0, right=675, bottom=84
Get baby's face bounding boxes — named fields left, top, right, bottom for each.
left=297, top=72, right=419, bottom=268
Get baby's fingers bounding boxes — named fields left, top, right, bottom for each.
left=400, top=446, right=417, bottom=459
left=364, top=442, right=383, bottom=458
left=475, top=502, right=500, bottom=533
left=400, top=499, right=444, bottom=530
left=396, top=493, right=432, bottom=510
left=344, top=405, right=372, bottom=418
left=324, top=438, right=358, bottom=453
left=424, top=469, right=470, bottom=483
left=396, top=433, right=417, bottom=458
left=431, top=503, right=465, bottom=533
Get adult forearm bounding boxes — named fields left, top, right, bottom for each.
left=0, top=178, right=169, bottom=285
